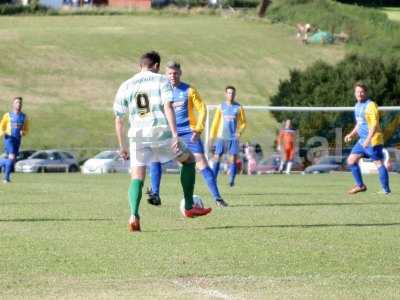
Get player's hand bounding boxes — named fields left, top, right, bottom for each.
left=362, top=140, right=370, bottom=148
left=171, top=136, right=181, bottom=154
left=235, top=133, right=241, bottom=139
left=191, top=132, right=200, bottom=142
left=119, top=147, right=129, bottom=160
left=344, top=134, right=353, bottom=143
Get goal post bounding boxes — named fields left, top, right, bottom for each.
left=204, top=105, right=400, bottom=163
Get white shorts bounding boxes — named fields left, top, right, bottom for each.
left=129, top=138, right=188, bottom=167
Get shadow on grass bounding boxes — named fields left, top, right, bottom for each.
left=230, top=201, right=400, bottom=208
left=0, top=218, right=112, bottom=222
left=202, top=223, right=400, bottom=230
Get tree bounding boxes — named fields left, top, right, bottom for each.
left=257, top=0, right=271, bottom=18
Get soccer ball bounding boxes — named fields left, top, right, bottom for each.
left=180, top=195, right=204, bottom=215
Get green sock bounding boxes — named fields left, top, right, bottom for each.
left=128, top=179, right=143, bottom=218
left=181, top=162, right=196, bottom=210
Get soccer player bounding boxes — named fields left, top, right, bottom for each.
left=210, top=86, right=246, bottom=187
left=0, top=97, right=29, bottom=183
left=344, top=82, right=391, bottom=195
left=276, top=119, right=296, bottom=174
left=114, top=51, right=212, bottom=232
left=147, top=61, right=228, bottom=207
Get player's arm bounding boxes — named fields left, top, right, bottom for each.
left=113, top=85, right=129, bottom=159
left=164, top=101, right=178, bottom=138
left=344, top=123, right=360, bottom=143
left=236, top=106, right=247, bottom=137
left=209, top=107, right=222, bottom=142
left=189, top=87, right=206, bottom=134
left=363, top=102, right=379, bottom=147
left=22, top=116, right=29, bottom=136
left=0, top=113, right=9, bottom=137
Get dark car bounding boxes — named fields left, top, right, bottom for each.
left=303, top=155, right=347, bottom=174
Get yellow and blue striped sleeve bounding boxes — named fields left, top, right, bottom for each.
left=188, top=87, right=206, bottom=133
left=210, top=106, right=222, bottom=140
left=22, top=116, right=29, bottom=136
left=237, top=106, right=247, bottom=135
left=0, top=113, right=10, bottom=136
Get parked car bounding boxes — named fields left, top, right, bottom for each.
left=1, top=150, right=37, bottom=173
left=255, top=154, right=304, bottom=174
left=81, top=150, right=130, bottom=174
left=303, top=155, right=347, bottom=174
left=359, top=147, right=400, bottom=174
left=15, top=150, right=80, bottom=173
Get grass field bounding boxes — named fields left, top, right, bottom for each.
left=0, top=15, right=344, bottom=154
left=1, top=173, right=399, bottom=299
left=381, top=7, right=400, bottom=22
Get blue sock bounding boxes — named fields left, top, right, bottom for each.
left=229, top=163, right=237, bottom=186
left=212, top=161, right=220, bottom=178
left=0, top=158, right=5, bottom=172
left=349, top=164, right=364, bottom=187
left=378, top=165, right=390, bottom=193
left=149, top=162, right=162, bottom=196
left=201, top=166, right=222, bottom=200
left=4, top=159, right=14, bottom=182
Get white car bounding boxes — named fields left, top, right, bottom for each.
left=82, top=150, right=130, bottom=174
left=359, top=148, right=390, bottom=174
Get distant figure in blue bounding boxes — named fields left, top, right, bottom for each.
left=209, top=86, right=246, bottom=187
left=0, top=97, right=29, bottom=183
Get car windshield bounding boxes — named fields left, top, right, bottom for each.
left=30, top=152, right=49, bottom=160
left=94, top=151, right=118, bottom=160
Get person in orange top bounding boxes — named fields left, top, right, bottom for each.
left=276, top=119, right=296, bottom=174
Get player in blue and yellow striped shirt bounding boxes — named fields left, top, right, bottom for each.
left=0, top=97, right=29, bottom=183
left=345, top=82, right=390, bottom=195
left=210, top=86, right=246, bottom=187
left=148, top=61, right=228, bottom=208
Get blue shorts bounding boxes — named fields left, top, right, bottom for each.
left=4, top=136, right=21, bottom=155
left=214, top=139, right=239, bottom=156
left=351, top=142, right=384, bottom=161
left=179, top=133, right=204, bottom=154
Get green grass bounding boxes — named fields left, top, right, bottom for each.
left=1, top=173, right=400, bottom=299
left=0, top=15, right=344, bottom=155
left=381, top=7, right=400, bottom=22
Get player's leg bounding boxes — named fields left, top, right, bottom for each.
left=211, top=139, right=224, bottom=177
left=127, top=142, right=150, bottom=232
left=347, top=143, right=366, bottom=194
left=173, top=142, right=212, bottom=218
left=372, top=146, right=391, bottom=194
left=147, top=161, right=162, bottom=206
left=285, top=148, right=294, bottom=174
left=227, top=139, right=239, bottom=187
left=3, top=139, right=18, bottom=183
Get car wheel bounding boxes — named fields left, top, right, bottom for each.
left=68, top=165, right=79, bottom=172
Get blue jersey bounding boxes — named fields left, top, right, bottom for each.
left=0, top=111, right=28, bottom=141
left=210, top=101, right=246, bottom=140
left=172, top=82, right=206, bottom=137
left=354, top=99, right=383, bottom=146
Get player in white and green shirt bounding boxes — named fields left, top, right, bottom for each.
left=114, top=51, right=212, bottom=232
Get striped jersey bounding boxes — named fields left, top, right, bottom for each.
left=0, top=111, right=29, bottom=140
left=113, top=71, right=174, bottom=144
left=210, top=101, right=246, bottom=140
left=354, top=99, right=383, bottom=146
left=172, top=82, right=206, bottom=136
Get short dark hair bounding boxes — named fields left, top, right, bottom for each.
left=13, top=96, right=23, bottom=102
left=225, top=85, right=236, bottom=92
left=166, top=61, right=181, bottom=70
left=140, top=51, right=161, bottom=68
left=354, top=81, right=368, bottom=92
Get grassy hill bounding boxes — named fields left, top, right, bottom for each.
left=0, top=14, right=345, bottom=156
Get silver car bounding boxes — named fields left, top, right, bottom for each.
left=15, top=150, right=80, bottom=173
